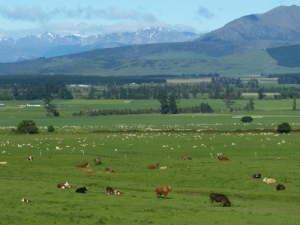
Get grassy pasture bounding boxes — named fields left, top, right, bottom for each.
left=0, top=99, right=300, bottom=224
left=1, top=131, right=300, bottom=225
left=0, top=99, right=299, bottom=131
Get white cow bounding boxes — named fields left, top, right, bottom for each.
left=263, top=177, right=276, bottom=184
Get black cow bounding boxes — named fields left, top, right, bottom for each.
left=252, top=173, right=261, bottom=179
left=209, top=193, right=231, bottom=207
left=75, top=187, right=88, bottom=193
left=106, top=186, right=114, bottom=194
left=94, top=158, right=102, bottom=165
left=275, top=184, right=285, bottom=191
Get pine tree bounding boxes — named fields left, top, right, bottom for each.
left=168, top=93, right=178, bottom=114
left=293, top=98, right=296, bottom=110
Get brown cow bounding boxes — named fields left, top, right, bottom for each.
left=181, top=156, right=192, bottom=160
left=93, top=158, right=102, bottom=165
left=82, top=169, right=93, bottom=174
left=57, top=181, right=70, bottom=189
left=114, top=190, right=124, bottom=195
left=209, top=193, right=231, bottom=206
left=284, top=179, right=292, bottom=183
left=217, top=156, right=229, bottom=161
left=156, top=186, right=172, bottom=199
left=105, top=168, right=116, bottom=173
left=76, top=162, right=89, bottom=168
left=147, top=163, right=159, bottom=169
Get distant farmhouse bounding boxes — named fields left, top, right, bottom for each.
left=27, top=103, right=41, bottom=107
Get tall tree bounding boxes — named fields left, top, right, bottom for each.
left=157, top=90, right=169, bottom=114
left=168, top=92, right=178, bottom=114
left=43, top=97, right=60, bottom=117
left=293, top=98, right=296, bottom=110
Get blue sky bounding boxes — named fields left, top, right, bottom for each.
left=0, top=0, right=298, bottom=38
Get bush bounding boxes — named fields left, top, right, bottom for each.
left=47, top=125, right=55, bottom=133
left=277, top=122, right=291, bottom=133
left=17, top=120, right=39, bottom=134
left=241, top=116, right=253, bottom=123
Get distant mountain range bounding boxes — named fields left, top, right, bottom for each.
left=0, top=5, right=300, bottom=75
left=0, top=28, right=200, bottom=63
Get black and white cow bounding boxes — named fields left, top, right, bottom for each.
left=275, top=184, right=285, bottom=191
left=106, top=186, right=114, bottom=194
left=252, top=173, right=261, bottom=179
left=75, top=187, right=88, bottom=193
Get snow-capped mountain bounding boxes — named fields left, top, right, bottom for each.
left=0, top=28, right=200, bottom=62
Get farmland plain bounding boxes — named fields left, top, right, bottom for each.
left=0, top=99, right=300, bottom=225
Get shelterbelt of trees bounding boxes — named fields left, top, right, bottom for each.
left=1, top=74, right=300, bottom=101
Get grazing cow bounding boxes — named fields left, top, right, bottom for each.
left=252, top=173, right=261, bottom=179
left=105, top=167, right=116, bottom=173
left=209, top=193, right=231, bottom=207
left=76, top=187, right=88, bottom=193
left=263, top=177, right=276, bottom=184
left=284, top=179, right=292, bottom=183
left=106, top=186, right=114, bottom=194
left=57, top=181, right=70, bottom=189
left=147, top=163, right=159, bottom=169
left=181, top=156, right=192, bottom=160
left=93, top=158, right=102, bottom=165
left=217, top=156, right=229, bottom=161
left=76, top=162, right=89, bottom=168
left=275, top=184, right=285, bottom=191
left=156, top=186, right=172, bottom=199
left=21, top=198, right=31, bottom=203
left=27, top=156, right=33, bottom=161
left=82, top=169, right=93, bottom=174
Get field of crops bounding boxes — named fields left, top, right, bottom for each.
left=0, top=99, right=300, bottom=224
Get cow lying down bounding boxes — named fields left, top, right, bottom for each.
left=263, top=177, right=276, bottom=184
left=106, top=186, right=124, bottom=195
left=76, top=187, right=88, bottom=193
left=210, top=193, right=231, bottom=207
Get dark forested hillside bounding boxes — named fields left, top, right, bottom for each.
left=266, top=45, right=300, bottom=67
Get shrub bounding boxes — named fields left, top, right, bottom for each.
left=277, top=122, right=291, bottom=133
left=47, top=125, right=55, bottom=133
left=240, top=116, right=253, bottom=123
left=17, top=120, right=39, bottom=134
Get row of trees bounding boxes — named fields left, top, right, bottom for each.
left=2, top=76, right=300, bottom=101
left=0, top=81, right=73, bottom=100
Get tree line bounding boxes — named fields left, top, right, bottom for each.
left=1, top=75, right=300, bottom=101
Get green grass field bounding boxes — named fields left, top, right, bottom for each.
left=0, top=99, right=300, bottom=224
left=1, top=130, right=300, bottom=225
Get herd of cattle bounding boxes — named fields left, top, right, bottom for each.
left=20, top=155, right=290, bottom=206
